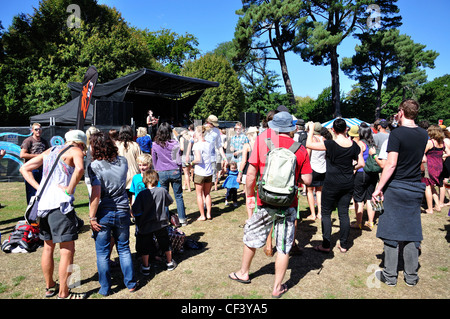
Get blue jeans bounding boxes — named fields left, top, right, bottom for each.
left=93, top=209, right=136, bottom=296
left=158, top=169, right=186, bottom=223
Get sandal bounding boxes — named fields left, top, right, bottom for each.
left=272, top=283, right=288, bottom=299
left=57, top=291, right=86, bottom=299
left=364, top=221, right=374, bottom=231
left=45, top=283, right=59, bottom=298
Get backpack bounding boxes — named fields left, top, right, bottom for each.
left=1, top=222, right=42, bottom=253
left=257, top=138, right=301, bottom=207
left=295, top=131, right=308, bottom=147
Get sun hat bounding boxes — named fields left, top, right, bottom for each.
left=268, top=111, right=296, bottom=133
left=206, top=115, right=219, bottom=127
left=313, top=122, right=322, bottom=135
left=65, top=130, right=87, bottom=145
left=348, top=125, right=359, bottom=137
left=246, top=126, right=259, bottom=134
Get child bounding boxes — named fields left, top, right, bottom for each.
left=131, top=169, right=177, bottom=275
left=130, top=154, right=160, bottom=204
left=222, top=161, right=240, bottom=207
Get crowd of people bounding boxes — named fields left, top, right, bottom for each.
left=15, top=100, right=449, bottom=298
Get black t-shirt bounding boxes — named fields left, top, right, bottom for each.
left=386, top=126, right=428, bottom=182
left=324, top=140, right=360, bottom=188
left=132, top=187, right=173, bottom=234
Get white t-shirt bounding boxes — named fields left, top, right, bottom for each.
left=378, top=139, right=388, bottom=160
left=192, top=141, right=213, bottom=176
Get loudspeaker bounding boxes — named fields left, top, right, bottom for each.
left=94, top=101, right=134, bottom=126
left=239, top=112, right=260, bottom=128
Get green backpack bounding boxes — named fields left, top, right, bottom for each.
left=257, top=138, right=301, bottom=207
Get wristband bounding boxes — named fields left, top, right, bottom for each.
left=64, top=189, right=71, bottom=196
left=246, top=196, right=256, bottom=209
left=89, top=216, right=97, bottom=221
left=372, top=154, right=378, bottom=159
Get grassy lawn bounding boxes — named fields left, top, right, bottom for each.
left=0, top=180, right=448, bottom=300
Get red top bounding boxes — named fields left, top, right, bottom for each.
left=248, top=128, right=312, bottom=207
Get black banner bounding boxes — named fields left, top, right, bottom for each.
left=76, top=66, right=98, bottom=130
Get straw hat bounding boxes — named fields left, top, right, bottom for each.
left=348, top=125, right=359, bottom=137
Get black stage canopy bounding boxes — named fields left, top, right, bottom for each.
left=31, top=68, right=219, bottom=126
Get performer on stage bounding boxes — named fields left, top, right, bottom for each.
left=146, top=109, right=159, bottom=140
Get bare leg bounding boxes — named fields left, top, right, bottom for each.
left=272, top=252, right=289, bottom=297
left=203, top=182, right=212, bottom=219
left=229, top=245, right=255, bottom=282
left=42, top=240, right=56, bottom=290
left=58, top=241, right=75, bottom=298
left=195, top=183, right=206, bottom=220
left=306, top=187, right=316, bottom=220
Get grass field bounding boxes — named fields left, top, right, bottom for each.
left=0, top=180, right=448, bottom=300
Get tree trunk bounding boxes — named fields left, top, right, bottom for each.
left=278, top=49, right=297, bottom=107
left=375, top=71, right=384, bottom=120
left=330, top=46, right=341, bottom=117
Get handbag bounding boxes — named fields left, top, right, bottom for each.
left=169, top=211, right=181, bottom=228
left=24, top=145, right=73, bottom=225
left=363, top=152, right=382, bottom=174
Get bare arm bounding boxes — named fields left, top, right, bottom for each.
left=89, top=184, right=102, bottom=232
left=19, top=149, right=50, bottom=190
left=305, top=122, right=326, bottom=151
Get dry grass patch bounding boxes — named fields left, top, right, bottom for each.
left=0, top=180, right=448, bottom=299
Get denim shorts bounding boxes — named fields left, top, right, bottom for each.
left=39, top=209, right=78, bottom=243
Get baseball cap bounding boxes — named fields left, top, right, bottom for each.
left=206, top=115, right=219, bottom=127
left=65, top=130, right=87, bottom=145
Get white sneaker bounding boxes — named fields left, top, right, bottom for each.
left=166, top=260, right=177, bottom=271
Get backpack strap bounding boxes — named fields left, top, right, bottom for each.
left=265, top=138, right=275, bottom=151
left=288, top=141, right=301, bottom=154
left=266, top=138, right=301, bottom=154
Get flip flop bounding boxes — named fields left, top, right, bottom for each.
left=272, top=283, right=288, bottom=299
left=228, top=272, right=251, bottom=284
left=45, top=283, right=59, bottom=298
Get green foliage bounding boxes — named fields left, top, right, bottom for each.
left=0, top=0, right=160, bottom=125
left=298, top=86, right=334, bottom=122
left=296, top=0, right=401, bottom=117
left=418, top=74, right=450, bottom=126
left=181, top=53, right=245, bottom=121
left=141, top=28, right=200, bottom=74
left=233, top=0, right=306, bottom=105
left=341, top=28, right=438, bottom=121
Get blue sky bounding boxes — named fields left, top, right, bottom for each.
left=1, top=0, right=448, bottom=99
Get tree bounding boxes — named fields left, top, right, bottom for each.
left=342, top=29, right=438, bottom=120
left=213, top=41, right=290, bottom=116
left=0, top=0, right=158, bottom=125
left=233, top=0, right=307, bottom=106
left=296, top=0, right=401, bottom=117
left=181, top=53, right=245, bottom=121
left=141, top=28, right=200, bottom=74
left=418, top=74, right=450, bottom=126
